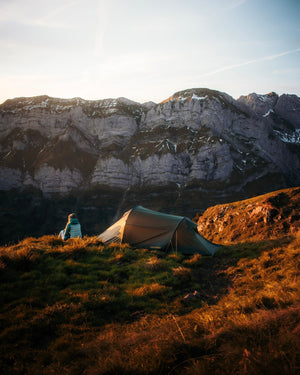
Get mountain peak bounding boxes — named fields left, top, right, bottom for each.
left=161, top=88, right=231, bottom=104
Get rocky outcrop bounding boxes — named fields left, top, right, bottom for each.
left=0, top=88, right=299, bottom=222
left=197, top=187, right=300, bottom=244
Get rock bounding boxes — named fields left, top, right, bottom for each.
left=237, top=92, right=279, bottom=117
left=0, top=168, right=23, bottom=190
left=275, top=94, right=300, bottom=127
left=196, top=187, right=300, bottom=244
left=0, top=88, right=299, bottom=216
left=34, top=165, right=83, bottom=194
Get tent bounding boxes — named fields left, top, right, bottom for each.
left=98, top=205, right=219, bottom=255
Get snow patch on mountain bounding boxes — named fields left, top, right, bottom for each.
left=274, top=129, right=300, bottom=144
left=192, top=94, right=208, bottom=101
left=263, top=109, right=274, bottom=117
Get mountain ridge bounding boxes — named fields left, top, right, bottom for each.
left=0, top=87, right=300, bottom=240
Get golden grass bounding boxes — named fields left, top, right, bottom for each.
left=0, top=212, right=299, bottom=374
left=81, top=234, right=300, bottom=374
left=126, top=283, right=169, bottom=297
left=168, top=253, right=184, bottom=261
left=109, top=251, right=125, bottom=263
left=184, top=253, right=202, bottom=266
left=172, top=266, right=192, bottom=281
left=144, top=256, right=163, bottom=271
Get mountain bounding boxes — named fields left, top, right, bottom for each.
left=0, top=88, right=299, bottom=241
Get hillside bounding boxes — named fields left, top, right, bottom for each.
left=0, top=189, right=299, bottom=374
left=197, top=187, right=300, bottom=244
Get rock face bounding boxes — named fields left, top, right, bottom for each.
left=0, top=88, right=300, bottom=239
left=196, top=187, right=300, bottom=245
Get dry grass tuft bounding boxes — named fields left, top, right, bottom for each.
left=107, top=242, right=131, bottom=250
left=184, top=253, right=202, bottom=266
left=172, top=266, right=192, bottom=281
left=127, top=283, right=168, bottom=297
left=168, top=252, right=183, bottom=262
left=144, top=256, right=163, bottom=271
left=110, top=252, right=125, bottom=263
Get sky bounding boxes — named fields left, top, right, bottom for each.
left=0, top=0, right=299, bottom=104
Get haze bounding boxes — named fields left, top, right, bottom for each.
left=0, top=0, right=299, bottom=104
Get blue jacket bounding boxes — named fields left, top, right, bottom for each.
left=64, top=218, right=82, bottom=240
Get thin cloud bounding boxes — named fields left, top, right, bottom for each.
left=0, top=0, right=80, bottom=29
left=199, top=48, right=300, bottom=78
left=228, top=0, right=248, bottom=9
left=36, top=0, right=81, bottom=27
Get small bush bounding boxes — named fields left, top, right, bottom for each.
left=168, top=252, right=184, bottom=262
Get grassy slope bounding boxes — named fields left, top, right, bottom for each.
left=0, top=188, right=299, bottom=374
left=196, top=187, right=300, bottom=244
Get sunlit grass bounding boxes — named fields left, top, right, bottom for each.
left=0, top=231, right=299, bottom=374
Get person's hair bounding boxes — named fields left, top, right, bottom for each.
left=68, top=213, right=77, bottom=220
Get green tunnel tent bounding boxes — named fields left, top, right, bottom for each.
left=98, top=206, right=219, bottom=255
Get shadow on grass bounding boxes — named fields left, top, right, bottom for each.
left=193, top=237, right=294, bottom=306
left=216, top=237, right=292, bottom=259
left=1, top=234, right=298, bottom=375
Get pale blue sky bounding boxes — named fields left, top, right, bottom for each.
left=0, top=0, right=299, bottom=104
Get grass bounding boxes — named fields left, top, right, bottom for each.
left=82, top=233, right=300, bottom=375
left=0, top=188, right=299, bottom=374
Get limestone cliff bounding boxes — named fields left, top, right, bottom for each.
left=0, top=88, right=299, bottom=239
